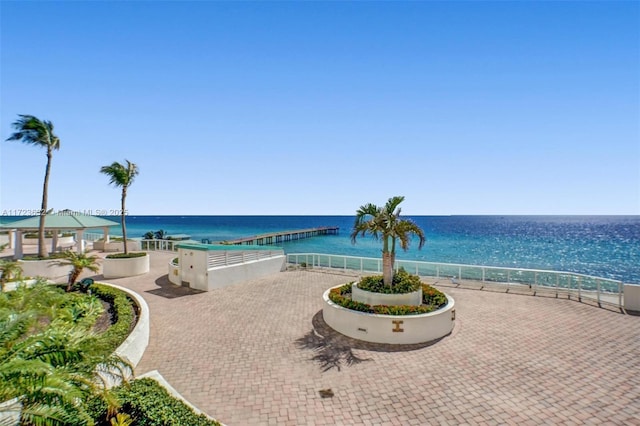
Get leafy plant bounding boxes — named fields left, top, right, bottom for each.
left=88, top=378, right=220, bottom=426
left=0, top=260, right=23, bottom=292
left=142, top=231, right=155, bottom=240
left=0, top=283, right=132, bottom=426
left=358, top=268, right=421, bottom=294
left=91, top=284, right=136, bottom=353
left=328, top=282, right=448, bottom=315
left=54, top=250, right=100, bottom=292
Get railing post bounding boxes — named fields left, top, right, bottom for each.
left=597, top=280, right=601, bottom=305
left=578, top=276, right=582, bottom=302
left=458, top=266, right=462, bottom=280
left=436, top=265, right=440, bottom=278
left=534, top=272, right=538, bottom=293
left=360, top=257, right=363, bottom=273
left=507, top=270, right=510, bottom=291
left=556, top=274, right=559, bottom=298
left=482, top=267, right=485, bottom=282
left=344, top=256, right=346, bottom=271
left=415, top=263, right=418, bottom=276
left=225, top=251, right=228, bottom=266
left=619, top=282, right=623, bottom=309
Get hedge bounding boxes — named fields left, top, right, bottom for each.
left=91, top=284, right=136, bottom=353
left=87, top=378, right=220, bottom=426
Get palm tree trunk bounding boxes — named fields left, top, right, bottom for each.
left=38, top=150, right=52, bottom=258
left=382, top=251, right=394, bottom=287
left=121, top=187, right=128, bottom=255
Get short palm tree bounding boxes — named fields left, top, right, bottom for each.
left=100, top=160, right=139, bottom=255
left=55, top=251, right=100, bottom=292
left=0, top=315, right=132, bottom=426
left=6, top=115, right=61, bottom=258
left=350, top=196, right=426, bottom=288
left=0, top=260, right=23, bottom=292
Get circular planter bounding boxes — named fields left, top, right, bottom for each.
left=103, top=253, right=149, bottom=279
left=352, top=281, right=422, bottom=306
left=322, top=284, right=455, bottom=345
left=17, top=259, right=73, bottom=282
left=94, top=241, right=141, bottom=253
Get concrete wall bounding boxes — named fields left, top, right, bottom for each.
left=323, top=285, right=455, bottom=345
left=352, top=282, right=422, bottom=306
left=179, top=248, right=209, bottom=290
left=18, top=259, right=73, bottom=282
left=624, top=284, right=640, bottom=312
left=168, top=260, right=181, bottom=285
left=206, top=256, right=286, bottom=291
left=103, top=254, right=150, bottom=279
left=94, top=240, right=141, bottom=252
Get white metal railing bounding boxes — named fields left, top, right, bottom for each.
left=208, top=249, right=284, bottom=269
left=83, top=232, right=105, bottom=242
left=140, top=239, right=181, bottom=252
left=287, top=253, right=625, bottom=308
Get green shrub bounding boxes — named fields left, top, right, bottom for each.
left=358, top=268, right=422, bottom=294
left=91, top=284, right=136, bottom=353
left=328, top=282, right=448, bottom=315
left=106, top=252, right=147, bottom=259
left=22, top=252, right=68, bottom=260
left=88, top=378, right=220, bottom=426
left=172, top=257, right=179, bottom=265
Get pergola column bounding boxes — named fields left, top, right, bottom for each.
left=8, top=230, right=15, bottom=249
left=103, top=227, right=110, bottom=243
left=14, top=230, right=23, bottom=259
left=51, top=229, right=59, bottom=253
left=76, top=229, right=85, bottom=253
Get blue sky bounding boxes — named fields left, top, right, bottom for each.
left=1, top=1, right=638, bottom=215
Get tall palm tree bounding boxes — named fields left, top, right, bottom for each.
left=100, top=160, right=139, bottom=255
left=6, top=115, right=61, bottom=258
left=350, top=196, right=426, bottom=288
left=55, top=251, right=100, bottom=292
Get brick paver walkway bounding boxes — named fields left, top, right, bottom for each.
left=103, top=252, right=640, bottom=425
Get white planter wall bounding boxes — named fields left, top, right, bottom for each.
left=18, top=259, right=73, bottom=282
left=323, top=285, right=455, bottom=345
left=352, top=282, right=422, bottom=306
left=94, top=241, right=140, bottom=253
left=103, top=254, right=149, bottom=279
left=624, top=284, right=640, bottom=312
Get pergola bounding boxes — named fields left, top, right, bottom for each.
left=0, top=212, right=119, bottom=259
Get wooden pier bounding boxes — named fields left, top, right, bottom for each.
left=221, top=226, right=339, bottom=246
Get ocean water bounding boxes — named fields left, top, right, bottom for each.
left=113, top=215, right=639, bottom=283
left=2, top=215, right=638, bottom=283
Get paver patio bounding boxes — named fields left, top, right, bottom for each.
left=101, top=252, right=639, bottom=426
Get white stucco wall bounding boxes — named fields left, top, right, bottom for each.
left=179, top=248, right=209, bottom=290
left=18, top=259, right=73, bottom=282
left=624, top=284, right=640, bottom=312
left=103, top=254, right=150, bottom=279
left=206, top=256, right=286, bottom=291
left=168, top=261, right=181, bottom=285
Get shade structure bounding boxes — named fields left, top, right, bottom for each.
left=0, top=211, right=119, bottom=258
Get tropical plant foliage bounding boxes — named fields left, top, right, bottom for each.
left=54, top=250, right=100, bottom=292
left=100, top=160, right=139, bottom=255
left=328, top=282, right=447, bottom=315
left=0, top=283, right=132, bottom=426
left=6, top=115, right=61, bottom=258
left=0, top=260, right=23, bottom=292
left=350, top=196, right=426, bottom=287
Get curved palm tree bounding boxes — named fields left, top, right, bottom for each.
left=100, top=160, right=139, bottom=255
left=6, top=115, right=61, bottom=258
left=350, top=196, right=426, bottom=288
left=55, top=251, right=100, bottom=292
